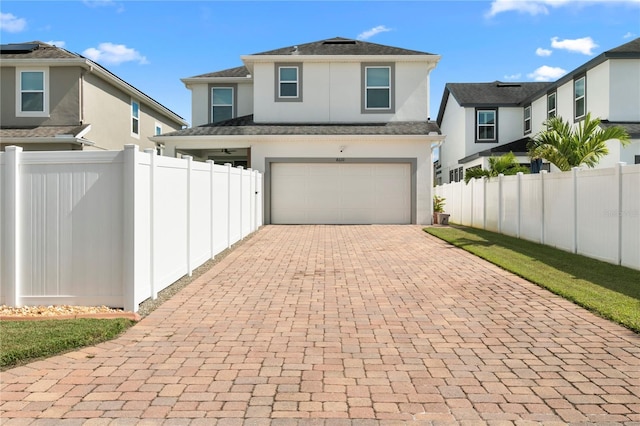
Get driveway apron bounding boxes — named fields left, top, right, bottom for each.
left=1, top=225, right=639, bottom=425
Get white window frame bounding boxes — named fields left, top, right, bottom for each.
left=476, top=109, right=497, bottom=142
left=365, top=66, right=391, bottom=110
left=131, top=99, right=140, bottom=138
left=16, top=67, right=49, bottom=117
left=547, top=92, right=557, bottom=120
left=154, top=122, right=162, bottom=136
left=524, top=105, right=532, bottom=134
left=211, top=87, right=235, bottom=123
left=278, top=66, right=299, bottom=99
left=574, top=76, right=586, bottom=120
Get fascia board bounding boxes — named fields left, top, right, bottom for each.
left=241, top=54, right=441, bottom=64
left=181, top=76, right=253, bottom=86
left=152, top=134, right=445, bottom=144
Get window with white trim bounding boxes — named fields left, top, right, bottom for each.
left=476, top=109, right=497, bottom=142
left=279, top=66, right=298, bottom=98
left=154, top=122, right=162, bottom=136
left=131, top=100, right=140, bottom=137
left=524, top=105, right=532, bottom=134
left=211, top=87, right=234, bottom=123
left=574, top=76, right=586, bottom=120
left=547, top=92, right=556, bottom=119
left=16, top=68, right=48, bottom=116
left=365, top=66, right=391, bottom=110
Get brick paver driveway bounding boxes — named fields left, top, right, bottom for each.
left=2, top=225, right=639, bottom=425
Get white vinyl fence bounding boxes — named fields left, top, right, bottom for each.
left=0, top=145, right=263, bottom=311
left=434, top=163, right=640, bottom=271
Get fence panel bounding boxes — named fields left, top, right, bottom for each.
left=485, top=179, right=500, bottom=232
left=621, top=166, right=640, bottom=270
left=501, top=175, right=519, bottom=237
left=460, top=182, right=473, bottom=226
left=519, top=173, right=543, bottom=244
left=241, top=169, right=252, bottom=238
left=0, top=146, right=263, bottom=311
left=471, top=179, right=485, bottom=229
left=543, top=172, right=574, bottom=252
left=576, top=167, right=619, bottom=264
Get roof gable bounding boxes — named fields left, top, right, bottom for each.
left=446, top=81, right=551, bottom=106
left=250, top=37, right=435, bottom=56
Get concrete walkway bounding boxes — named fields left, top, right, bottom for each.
left=1, top=225, right=639, bottom=425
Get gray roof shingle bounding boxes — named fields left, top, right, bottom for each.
left=601, top=121, right=640, bottom=138
left=160, top=115, right=440, bottom=137
left=0, top=124, right=91, bottom=138
left=190, top=66, right=250, bottom=79
left=251, top=37, right=435, bottom=56
left=445, top=81, right=551, bottom=106
left=0, top=41, right=76, bottom=59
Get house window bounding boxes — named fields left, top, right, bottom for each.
left=635, top=155, right=640, bottom=165
left=524, top=105, right=532, bottom=134
left=212, top=87, right=234, bottom=123
left=449, top=170, right=454, bottom=183
left=131, top=100, right=140, bottom=137
left=361, top=63, right=395, bottom=113
left=547, top=92, right=556, bottom=119
left=154, top=123, right=162, bottom=136
left=16, top=68, right=48, bottom=116
left=476, top=109, right=497, bottom=142
left=574, top=76, right=586, bottom=120
left=274, top=63, right=302, bottom=102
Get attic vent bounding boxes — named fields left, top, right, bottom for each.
left=0, top=43, right=39, bottom=53
left=496, top=83, right=521, bottom=87
left=322, top=40, right=357, bottom=45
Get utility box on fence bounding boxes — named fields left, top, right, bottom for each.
left=437, top=213, right=450, bottom=225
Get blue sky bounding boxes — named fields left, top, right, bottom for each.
left=1, top=1, right=639, bottom=126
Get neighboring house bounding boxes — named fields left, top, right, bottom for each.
left=436, top=37, right=640, bottom=184
left=155, top=37, right=444, bottom=225
left=0, top=41, right=187, bottom=152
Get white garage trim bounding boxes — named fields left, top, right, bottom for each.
left=264, top=157, right=417, bottom=224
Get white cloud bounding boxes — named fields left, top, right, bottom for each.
left=536, top=47, right=552, bottom=57
left=623, top=31, right=636, bottom=39
left=357, top=25, right=392, bottom=41
left=0, top=12, right=27, bottom=33
left=551, top=36, right=598, bottom=55
left=527, top=65, right=567, bottom=82
left=504, top=73, right=522, bottom=80
left=82, top=43, right=148, bottom=65
left=46, top=40, right=66, bottom=48
left=486, top=0, right=569, bottom=17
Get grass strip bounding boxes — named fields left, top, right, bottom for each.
left=0, top=318, right=134, bottom=369
left=425, top=225, right=640, bottom=333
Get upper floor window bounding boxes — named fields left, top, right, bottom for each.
left=574, top=76, right=586, bottom=120
left=212, top=87, right=234, bottom=123
left=524, top=105, right=532, bottom=134
left=131, top=100, right=140, bottom=137
left=275, top=63, right=302, bottom=102
left=365, top=66, right=390, bottom=110
left=476, top=109, right=497, bottom=142
left=16, top=68, right=49, bottom=117
left=547, top=92, right=556, bottom=120
left=154, top=122, right=162, bottom=136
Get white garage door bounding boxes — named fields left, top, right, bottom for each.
left=271, top=162, right=411, bottom=224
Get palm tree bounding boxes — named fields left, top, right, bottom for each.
left=464, top=152, right=529, bottom=184
left=528, top=113, right=630, bottom=172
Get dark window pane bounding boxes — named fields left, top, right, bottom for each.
left=280, top=82, right=297, bottom=97
left=132, top=118, right=139, bottom=134
left=367, top=88, right=389, bottom=108
left=479, top=126, right=495, bottom=140
left=213, top=106, right=233, bottom=123
left=366, top=68, right=389, bottom=87
left=575, top=78, right=585, bottom=97
left=576, top=98, right=585, bottom=117
left=213, top=88, right=233, bottom=105
left=280, top=67, right=297, bottom=82
left=478, top=111, right=495, bottom=125
left=22, top=92, right=43, bottom=111
left=132, top=102, right=139, bottom=118
left=22, top=72, right=43, bottom=90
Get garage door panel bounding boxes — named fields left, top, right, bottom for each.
left=271, top=162, right=411, bottom=224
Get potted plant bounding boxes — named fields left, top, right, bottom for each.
left=433, top=195, right=446, bottom=224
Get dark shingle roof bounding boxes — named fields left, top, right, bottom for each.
left=0, top=41, right=76, bottom=59
left=161, top=115, right=440, bottom=137
left=606, top=37, right=640, bottom=56
left=601, top=121, right=640, bottom=138
left=251, top=37, right=435, bottom=56
left=458, top=137, right=532, bottom=164
left=446, top=82, right=551, bottom=106
left=0, top=124, right=91, bottom=138
left=190, top=66, right=250, bottom=79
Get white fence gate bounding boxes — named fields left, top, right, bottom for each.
left=434, top=163, right=640, bottom=271
left=0, top=145, right=263, bottom=311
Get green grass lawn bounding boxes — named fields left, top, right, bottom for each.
left=0, top=318, right=135, bottom=370
left=425, top=225, right=640, bottom=333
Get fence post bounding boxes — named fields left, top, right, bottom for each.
left=226, top=163, right=232, bottom=249
left=470, top=177, right=474, bottom=227
left=616, top=162, right=625, bottom=265
left=208, top=160, right=215, bottom=260
left=185, top=155, right=193, bottom=277
left=122, top=145, right=138, bottom=312
left=572, top=167, right=579, bottom=254
left=540, top=170, right=546, bottom=245
left=482, top=177, right=487, bottom=230
left=516, top=172, right=523, bottom=239
left=238, top=166, right=244, bottom=239
left=144, top=148, right=157, bottom=300
left=4, top=146, right=22, bottom=307
left=249, top=168, right=255, bottom=233
left=498, top=174, right=504, bottom=234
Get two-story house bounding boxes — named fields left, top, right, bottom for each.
left=0, top=41, right=187, bottom=152
left=436, top=37, right=640, bottom=184
left=154, top=37, right=445, bottom=225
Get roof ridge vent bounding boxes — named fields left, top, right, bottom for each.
left=322, top=40, right=357, bottom=45
left=496, top=82, right=522, bottom=87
